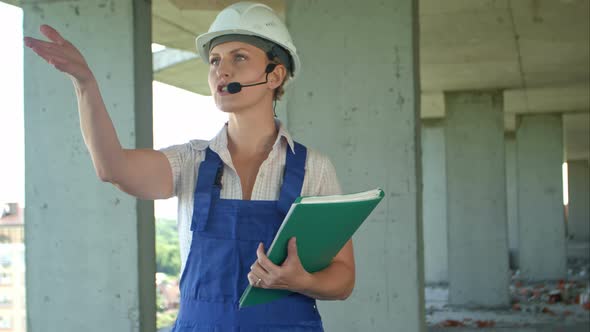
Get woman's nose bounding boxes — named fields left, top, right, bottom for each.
left=216, top=59, right=231, bottom=78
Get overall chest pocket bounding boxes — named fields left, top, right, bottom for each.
left=200, top=203, right=282, bottom=242
left=188, top=203, right=282, bottom=302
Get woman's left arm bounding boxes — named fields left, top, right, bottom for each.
left=247, top=153, right=355, bottom=300
left=248, top=237, right=355, bottom=301
left=298, top=238, right=355, bottom=300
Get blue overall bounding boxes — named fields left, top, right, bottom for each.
left=172, top=142, right=324, bottom=331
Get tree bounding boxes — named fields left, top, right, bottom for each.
left=155, top=218, right=180, bottom=276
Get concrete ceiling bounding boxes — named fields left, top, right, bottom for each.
left=4, top=0, right=588, bottom=160
left=420, top=0, right=589, bottom=92
left=150, top=0, right=590, bottom=162
left=422, top=0, right=589, bottom=161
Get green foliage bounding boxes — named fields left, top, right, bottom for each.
left=157, top=310, right=178, bottom=329
left=155, top=219, right=180, bottom=328
left=155, top=218, right=180, bottom=276
left=156, top=290, right=167, bottom=312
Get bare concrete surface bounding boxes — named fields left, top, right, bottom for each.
left=429, top=324, right=589, bottom=332
left=426, top=255, right=590, bottom=332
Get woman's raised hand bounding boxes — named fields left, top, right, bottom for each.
left=24, top=24, right=94, bottom=84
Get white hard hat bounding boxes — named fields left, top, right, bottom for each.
left=195, top=2, right=301, bottom=80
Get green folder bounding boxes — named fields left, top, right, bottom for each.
left=239, top=188, right=385, bottom=308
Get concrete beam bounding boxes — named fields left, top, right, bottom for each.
left=286, top=0, right=425, bottom=330
left=517, top=115, right=566, bottom=280
left=567, top=160, right=590, bottom=241
left=169, top=0, right=285, bottom=13
left=564, top=113, right=590, bottom=161
left=153, top=59, right=210, bottom=95
left=1, top=0, right=20, bottom=7
left=504, top=113, right=517, bottom=132
left=153, top=48, right=198, bottom=72
left=445, top=91, right=510, bottom=307
left=504, top=85, right=590, bottom=114
left=23, top=1, right=156, bottom=331
left=422, top=121, right=448, bottom=284
left=421, top=92, right=445, bottom=119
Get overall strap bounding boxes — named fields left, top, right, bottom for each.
left=277, top=142, right=307, bottom=216
left=191, top=147, right=223, bottom=231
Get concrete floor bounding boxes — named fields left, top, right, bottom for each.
left=427, top=242, right=590, bottom=332
left=429, top=325, right=589, bottom=332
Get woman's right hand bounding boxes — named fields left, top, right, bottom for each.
left=24, top=24, right=94, bottom=84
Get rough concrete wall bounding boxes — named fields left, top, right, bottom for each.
left=517, top=115, right=566, bottom=280
left=567, top=160, right=590, bottom=241
left=422, top=121, right=448, bottom=284
left=506, top=135, right=519, bottom=268
left=23, top=1, right=155, bottom=331
left=445, top=92, right=510, bottom=307
left=286, top=0, right=424, bottom=331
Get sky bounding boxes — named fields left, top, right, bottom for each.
left=0, top=3, right=24, bottom=206
left=0, top=2, right=228, bottom=219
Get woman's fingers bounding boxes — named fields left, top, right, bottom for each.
left=25, top=38, right=70, bottom=64
left=39, top=24, right=67, bottom=46
left=24, top=37, right=58, bottom=50
left=29, top=43, right=64, bottom=58
left=25, top=36, right=79, bottom=62
left=24, top=25, right=94, bottom=83
left=29, top=45, right=68, bottom=65
left=247, top=272, right=264, bottom=288
left=256, top=243, right=278, bottom=274
left=250, top=261, right=270, bottom=280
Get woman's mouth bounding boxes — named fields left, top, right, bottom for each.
left=217, top=84, right=229, bottom=95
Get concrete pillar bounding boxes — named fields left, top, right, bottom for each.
left=422, top=120, right=448, bottom=284
left=23, top=1, right=155, bottom=331
left=517, top=115, right=566, bottom=280
left=567, top=160, right=590, bottom=241
left=506, top=134, right=519, bottom=268
left=445, top=92, right=510, bottom=307
left=287, top=1, right=424, bottom=331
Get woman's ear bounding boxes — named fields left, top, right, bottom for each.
left=268, top=64, right=287, bottom=89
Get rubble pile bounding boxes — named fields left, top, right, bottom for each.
left=510, top=278, right=590, bottom=318
left=426, top=265, right=590, bottom=329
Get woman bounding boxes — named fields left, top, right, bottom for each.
left=24, top=2, right=355, bottom=330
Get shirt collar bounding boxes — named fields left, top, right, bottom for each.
left=274, top=119, right=295, bottom=153
left=209, top=119, right=295, bottom=159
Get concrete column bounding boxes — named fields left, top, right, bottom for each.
left=517, top=115, right=566, bottom=280
left=287, top=1, right=424, bottom=331
left=422, top=120, right=448, bottom=284
left=445, top=92, right=510, bottom=307
left=24, top=1, right=155, bottom=331
left=567, top=160, right=590, bottom=241
left=506, top=134, right=519, bottom=268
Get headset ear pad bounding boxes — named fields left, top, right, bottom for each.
left=265, top=63, right=277, bottom=73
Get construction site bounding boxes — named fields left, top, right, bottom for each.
left=0, top=0, right=588, bottom=331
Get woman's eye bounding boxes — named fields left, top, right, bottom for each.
left=235, top=54, right=246, bottom=61
left=209, top=58, right=219, bottom=65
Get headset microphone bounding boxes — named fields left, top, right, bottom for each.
left=226, top=63, right=277, bottom=94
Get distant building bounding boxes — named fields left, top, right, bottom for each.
left=156, top=272, right=180, bottom=310
left=0, top=203, right=25, bottom=332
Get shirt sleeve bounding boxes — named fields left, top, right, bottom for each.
left=159, top=143, right=191, bottom=197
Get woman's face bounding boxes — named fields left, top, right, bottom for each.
left=208, top=41, right=272, bottom=113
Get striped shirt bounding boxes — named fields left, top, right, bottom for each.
left=160, top=120, right=342, bottom=275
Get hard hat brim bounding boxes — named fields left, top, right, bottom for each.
left=195, top=29, right=301, bottom=80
